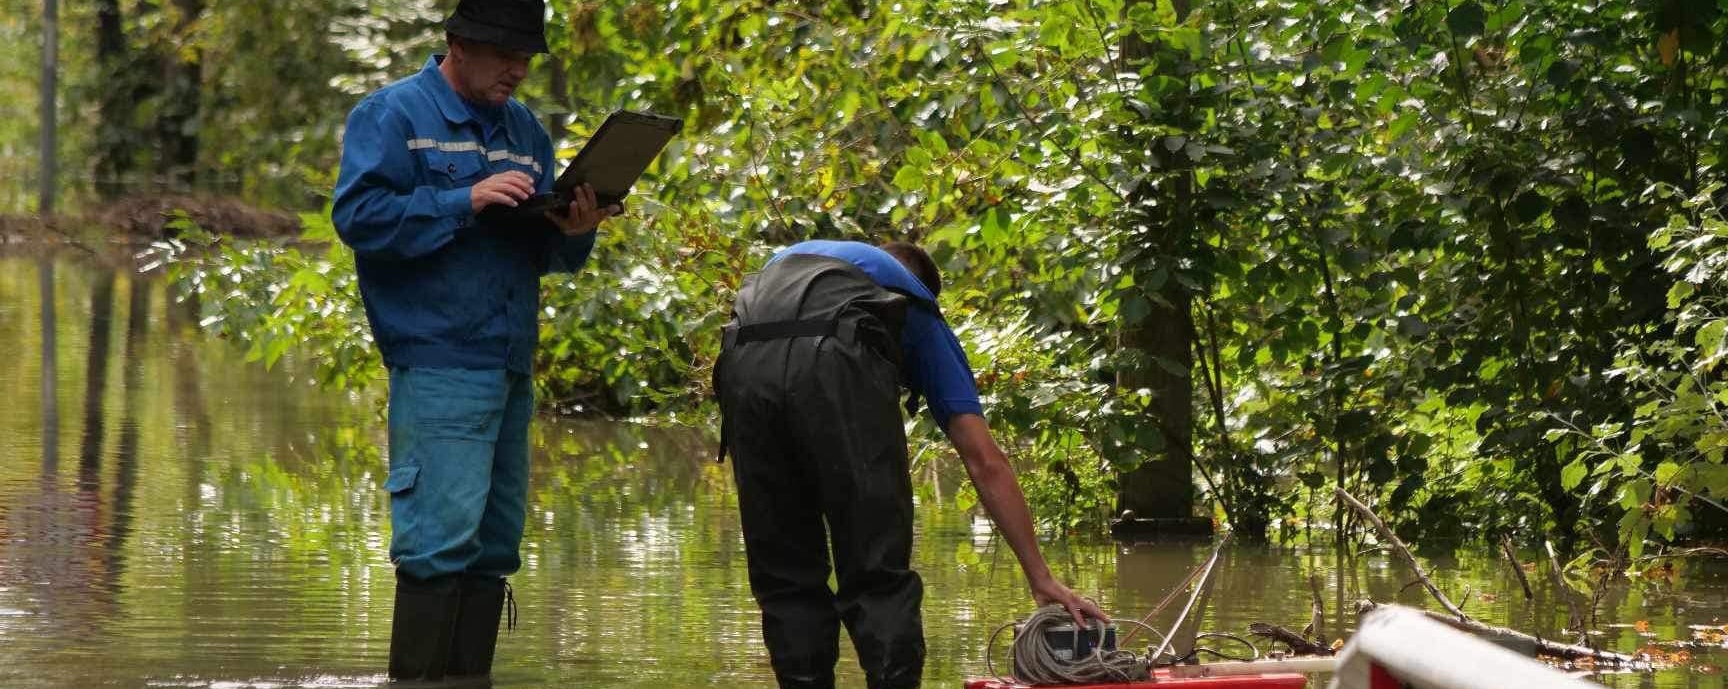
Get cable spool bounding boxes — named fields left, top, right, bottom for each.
left=987, top=605, right=1159, bottom=685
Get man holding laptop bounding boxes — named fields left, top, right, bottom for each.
left=332, top=0, right=619, bottom=680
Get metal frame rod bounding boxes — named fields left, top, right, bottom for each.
left=1149, top=531, right=1233, bottom=669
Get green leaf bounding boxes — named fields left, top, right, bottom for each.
left=1368, top=457, right=1396, bottom=484
left=1697, top=320, right=1727, bottom=358
left=1386, top=112, right=1418, bottom=141
left=1511, top=191, right=1548, bottom=222
left=1652, top=504, right=1684, bottom=541
left=1136, top=424, right=1167, bottom=452
left=905, top=145, right=933, bottom=167
left=892, top=164, right=925, bottom=191
left=1167, top=27, right=1203, bottom=58
left=1621, top=510, right=1650, bottom=561
left=1151, top=355, right=1190, bottom=378
left=1695, top=464, right=1728, bottom=496
left=1396, top=315, right=1429, bottom=338
left=1390, top=475, right=1425, bottom=508
left=1128, top=0, right=1178, bottom=33
left=1446, top=2, right=1487, bottom=38
left=1560, top=459, right=1588, bottom=490
left=980, top=207, right=1010, bottom=245
left=1618, top=479, right=1652, bottom=510
left=1668, top=282, right=1696, bottom=309
left=1122, top=296, right=1152, bottom=325
left=1655, top=461, right=1683, bottom=485
left=1546, top=60, right=1577, bottom=88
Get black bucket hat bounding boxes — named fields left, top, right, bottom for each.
left=445, top=0, right=549, bottom=55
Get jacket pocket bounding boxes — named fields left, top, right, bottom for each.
left=423, top=148, right=486, bottom=185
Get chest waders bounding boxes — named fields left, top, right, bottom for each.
left=714, top=254, right=927, bottom=689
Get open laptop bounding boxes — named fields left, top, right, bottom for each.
left=480, top=110, right=683, bottom=223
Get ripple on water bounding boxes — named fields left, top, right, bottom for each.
left=0, top=255, right=1724, bottom=688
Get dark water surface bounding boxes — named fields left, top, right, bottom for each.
left=1, top=253, right=1724, bottom=688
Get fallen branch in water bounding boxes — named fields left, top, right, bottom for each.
left=1635, top=546, right=1728, bottom=562
left=1501, top=534, right=1534, bottom=601
left=1327, top=489, right=1640, bottom=667
left=1334, top=487, right=1468, bottom=620
left=1354, top=600, right=1641, bottom=666
left=1248, top=622, right=1333, bottom=656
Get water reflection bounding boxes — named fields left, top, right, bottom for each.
left=0, top=252, right=1722, bottom=688
left=37, top=258, right=56, bottom=474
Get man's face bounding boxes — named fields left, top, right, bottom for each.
left=451, top=39, right=533, bottom=106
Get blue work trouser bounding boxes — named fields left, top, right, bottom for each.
left=384, top=367, right=533, bottom=581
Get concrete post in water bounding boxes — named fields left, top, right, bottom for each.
left=38, top=0, right=58, bottom=214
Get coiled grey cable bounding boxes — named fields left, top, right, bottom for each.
left=986, top=605, right=1162, bottom=685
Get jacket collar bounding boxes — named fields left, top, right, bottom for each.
left=422, top=54, right=524, bottom=148
left=422, top=55, right=476, bottom=126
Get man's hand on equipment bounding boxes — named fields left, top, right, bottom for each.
left=471, top=171, right=536, bottom=212
left=1030, top=575, right=1110, bottom=628
left=548, top=183, right=620, bottom=237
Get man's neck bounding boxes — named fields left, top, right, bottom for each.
left=438, top=56, right=477, bottom=104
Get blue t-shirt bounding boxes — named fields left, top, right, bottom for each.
left=769, top=240, right=984, bottom=430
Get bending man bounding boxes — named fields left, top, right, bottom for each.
left=715, top=239, right=1107, bottom=689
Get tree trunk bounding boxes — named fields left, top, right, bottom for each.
left=94, top=0, right=133, bottom=197
left=38, top=0, right=58, bottom=213
left=158, top=0, right=205, bottom=189
left=1112, top=0, right=1202, bottom=536
left=1115, top=180, right=1198, bottom=526
left=547, top=58, right=570, bottom=144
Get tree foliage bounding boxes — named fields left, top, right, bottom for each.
left=57, top=0, right=1728, bottom=551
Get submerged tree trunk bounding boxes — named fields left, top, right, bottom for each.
left=1115, top=199, right=1197, bottom=526
left=1112, top=0, right=1202, bottom=536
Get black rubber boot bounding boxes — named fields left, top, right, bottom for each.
left=447, top=575, right=512, bottom=677
left=388, top=573, right=462, bottom=682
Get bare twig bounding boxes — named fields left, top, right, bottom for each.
left=1356, top=601, right=1641, bottom=666
left=1334, top=487, right=1468, bottom=620
left=1544, top=539, right=1587, bottom=640
left=1588, top=546, right=1624, bottom=634
left=1501, top=535, right=1534, bottom=601
left=1307, top=572, right=1326, bottom=644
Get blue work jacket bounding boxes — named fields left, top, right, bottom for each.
left=333, top=54, right=594, bottom=374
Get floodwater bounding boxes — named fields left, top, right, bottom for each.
left=1, top=252, right=1724, bottom=688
